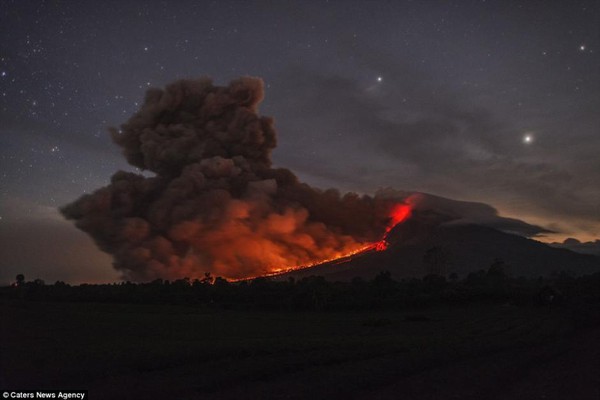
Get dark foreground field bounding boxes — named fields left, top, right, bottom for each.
left=2, top=300, right=599, bottom=399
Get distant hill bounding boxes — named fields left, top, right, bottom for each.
left=279, top=210, right=600, bottom=281
left=549, top=238, right=600, bottom=256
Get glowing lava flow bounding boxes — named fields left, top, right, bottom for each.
left=374, top=203, right=412, bottom=251
left=233, top=203, right=413, bottom=281
left=255, top=243, right=377, bottom=279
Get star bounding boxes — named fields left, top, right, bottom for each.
left=377, top=76, right=383, bottom=82
left=523, top=133, right=534, bottom=144
left=579, top=44, right=586, bottom=51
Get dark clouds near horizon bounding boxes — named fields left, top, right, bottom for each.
left=0, top=0, right=598, bottom=283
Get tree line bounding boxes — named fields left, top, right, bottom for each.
left=3, top=264, right=600, bottom=311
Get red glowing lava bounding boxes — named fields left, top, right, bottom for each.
left=375, top=240, right=389, bottom=251
left=386, top=204, right=412, bottom=232
left=375, top=203, right=412, bottom=251
left=239, top=202, right=413, bottom=281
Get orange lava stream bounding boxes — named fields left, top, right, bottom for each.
left=259, top=243, right=378, bottom=278
left=232, top=203, right=413, bottom=281
left=374, top=203, right=412, bottom=251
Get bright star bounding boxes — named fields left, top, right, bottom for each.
left=580, top=45, right=586, bottom=51
left=377, top=76, right=383, bottom=82
left=523, top=133, right=534, bottom=144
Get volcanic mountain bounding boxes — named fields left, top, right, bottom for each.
left=60, top=77, right=599, bottom=282
left=277, top=200, right=600, bottom=281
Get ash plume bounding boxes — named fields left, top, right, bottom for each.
left=61, top=77, right=399, bottom=281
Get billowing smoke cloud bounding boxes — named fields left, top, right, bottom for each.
left=61, top=77, right=400, bottom=281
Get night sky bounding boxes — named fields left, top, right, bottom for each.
left=1, top=0, right=598, bottom=283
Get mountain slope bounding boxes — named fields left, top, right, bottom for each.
left=280, top=211, right=600, bottom=281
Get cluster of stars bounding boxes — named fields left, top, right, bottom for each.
left=0, top=0, right=596, bottom=250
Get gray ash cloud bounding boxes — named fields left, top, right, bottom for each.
left=61, top=77, right=398, bottom=281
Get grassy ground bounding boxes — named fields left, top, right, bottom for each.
left=2, top=300, right=598, bottom=399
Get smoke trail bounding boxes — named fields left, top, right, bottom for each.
left=62, top=77, right=399, bottom=280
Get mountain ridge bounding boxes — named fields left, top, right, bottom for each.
left=276, top=210, right=600, bottom=281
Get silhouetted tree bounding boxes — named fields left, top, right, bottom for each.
left=200, top=272, right=214, bottom=285
left=423, top=246, right=449, bottom=276
left=15, top=274, right=25, bottom=286
left=373, top=270, right=395, bottom=290
left=488, top=258, right=509, bottom=279
left=466, top=270, right=487, bottom=286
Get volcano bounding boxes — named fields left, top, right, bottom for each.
left=60, top=77, right=600, bottom=282
left=276, top=199, right=600, bottom=281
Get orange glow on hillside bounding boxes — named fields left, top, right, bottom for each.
left=233, top=202, right=414, bottom=281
